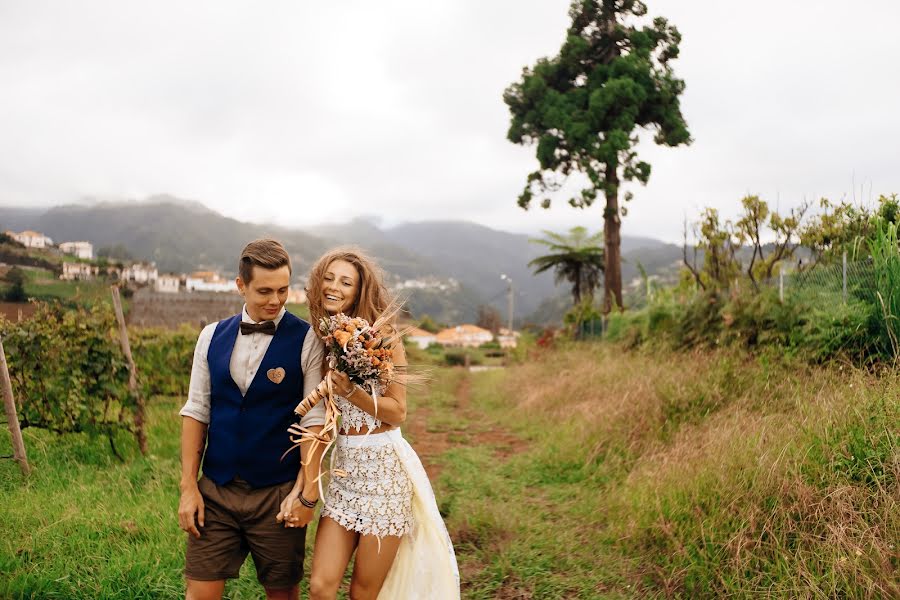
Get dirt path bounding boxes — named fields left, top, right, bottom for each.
left=409, top=368, right=526, bottom=479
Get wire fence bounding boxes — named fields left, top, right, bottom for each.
left=577, top=252, right=880, bottom=339
left=780, top=256, right=876, bottom=302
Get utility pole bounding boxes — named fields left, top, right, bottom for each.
left=500, top=274, right=514, bottom=331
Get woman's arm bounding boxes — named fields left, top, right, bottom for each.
left=331, top=343, right=407, bottom=425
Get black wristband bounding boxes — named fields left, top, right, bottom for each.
left=299, top=494, right=317, bottom=509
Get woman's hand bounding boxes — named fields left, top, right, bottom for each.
left=277, top=488, right=316, bottom=528
left=330, top=369, right=355, bottom=397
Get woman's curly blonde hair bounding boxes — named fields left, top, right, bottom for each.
left=305, top=246, right=395, bottom=336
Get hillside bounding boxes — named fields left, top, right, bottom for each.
left=1, top=198, right=683, bottom=323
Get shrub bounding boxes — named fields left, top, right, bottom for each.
left=444, top=349, right=481, bottom=367
left=2, top=266, right=27, bottom=302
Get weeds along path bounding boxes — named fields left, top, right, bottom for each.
left=408, top=367, right=525, bottom=480
left=413, top=347, right=900, bottom=599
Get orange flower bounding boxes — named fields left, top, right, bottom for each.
left=334, top=330, right=352, bottom=347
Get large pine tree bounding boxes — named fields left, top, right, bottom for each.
left=505, top=0, right=691, bottom=311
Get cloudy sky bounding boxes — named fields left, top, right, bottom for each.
left=1, top=1, right=898, bottom=242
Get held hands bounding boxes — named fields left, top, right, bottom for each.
left=276, top=487, right=317, bottom=528
left=178, top=484, right=205, bottom=538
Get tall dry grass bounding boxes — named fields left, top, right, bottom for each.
left=487, top=342, right=899, bottom=598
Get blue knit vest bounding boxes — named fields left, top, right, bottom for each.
left=202, top=311, right=309, bottom=488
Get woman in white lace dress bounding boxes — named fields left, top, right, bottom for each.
left=299, top=247, right=459, bottom=600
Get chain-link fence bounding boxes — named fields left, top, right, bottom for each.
left=575, top=253, right=879, bottom=339
left=780, top=255, right=876, bottom=302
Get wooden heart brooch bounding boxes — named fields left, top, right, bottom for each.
left=267, top=367, right=285, bottom=384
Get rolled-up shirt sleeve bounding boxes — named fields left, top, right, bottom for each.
left=299, top=329, right=326, bottom=428
left=179, top=323, right=217, bottom=424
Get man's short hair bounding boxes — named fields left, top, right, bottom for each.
left=239, top=239, right=292, bottom=284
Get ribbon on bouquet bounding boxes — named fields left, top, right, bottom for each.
left=283, top=372, right=344, bottom=503
left=283, top=371, right=383, bottom=501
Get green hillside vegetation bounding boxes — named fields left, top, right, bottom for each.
left=2, top=199, right=684, bottom=324
left=0, top=266, right=111, bottom=306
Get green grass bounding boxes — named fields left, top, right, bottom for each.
left=2, top=344, right=897, bottom=598
left=14, top=267, right=112, bottom=305
left=0, top=398, right=290, bottom=599
left=285, top=303, right=309, bottom=320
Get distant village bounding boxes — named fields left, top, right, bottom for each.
left=4, top=229, right=519, bottom=348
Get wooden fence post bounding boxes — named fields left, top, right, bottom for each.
left=0, top=336, right=31, bottom=476
left=111, top=286, right=147, bottom=455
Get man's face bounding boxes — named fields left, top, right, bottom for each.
left=236, top=265, right=291, bottom=322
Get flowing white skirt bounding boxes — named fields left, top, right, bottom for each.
left=326, top=428, right=460, bottom=599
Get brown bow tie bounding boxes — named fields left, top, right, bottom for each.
left=240, top=320, right=277, bottom=335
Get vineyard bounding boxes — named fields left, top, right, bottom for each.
left=0, top=301, right=194, bottom=462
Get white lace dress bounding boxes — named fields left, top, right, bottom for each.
left=321, top=394, right=460, bottom=599
left=320, top=395, right=414, bottom=538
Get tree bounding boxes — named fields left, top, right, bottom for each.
left=798, top=194, right=900, bottom=268
left=416, top=314, right=441, bottom=334
left=734, top=195, right=808, bottom=289
left=476, top=304, right=503, bottom=333
left=505, top=0, right=691, bottom=313
left=682, top=208, right=740, bottom=291
left=683, top=196, right=809, bottom=291
left=528, top=226, right=605, bottom=306
left=2, top=266, right=27, bottom=302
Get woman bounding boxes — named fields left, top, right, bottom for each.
left=285, top=247, right=459, bottom=600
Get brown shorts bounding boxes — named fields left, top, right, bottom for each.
left=184, top=476, right=306, bottom=589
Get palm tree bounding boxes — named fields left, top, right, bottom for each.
left=528, top=227, right=605, bottom=306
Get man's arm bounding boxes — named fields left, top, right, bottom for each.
left=177, top=323, right=215, bottom=538
left=179, top=416, right=207, bottom=538
left=278, top=424, right=326, bottom=527
left=278, top=328, right=328, bottom=527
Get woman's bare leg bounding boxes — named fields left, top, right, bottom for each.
left=348, top=535, right=402, bottom=600
left=308, top=517, right=359, bottom=600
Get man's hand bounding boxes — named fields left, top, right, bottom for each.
left=178, top=484, right=205, bottom=538
left=277, top=489, right=316, bottom=528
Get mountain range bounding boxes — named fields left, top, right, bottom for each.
left=0, top=197, right=683, bottom=324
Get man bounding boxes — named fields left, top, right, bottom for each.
left=178, top=239, right=326, bottom=600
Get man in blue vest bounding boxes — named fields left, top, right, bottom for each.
left=178, top=239, right=326, bottom=600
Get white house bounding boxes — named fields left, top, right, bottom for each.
left=7, top=230, right=53, bottom=249
left=155, top=274, right=181, bottom=293
left=435, top=324, right=494, bottom=348
left=186, top=270, right=236, bottom=293
left=405, top=326, right=437, bottom=349
left=61, top=261, right=99, bottom=281
left=59, top=241, right=94, bottom=260
left=121, top=262, right=158, bottom=284
left=497, top=327, right=521, bottom=349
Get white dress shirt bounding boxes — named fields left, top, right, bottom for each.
left=179, top=305, right=326, bottom=428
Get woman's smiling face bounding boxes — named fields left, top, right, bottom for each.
left=322, top=259, right=359, bottom=315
